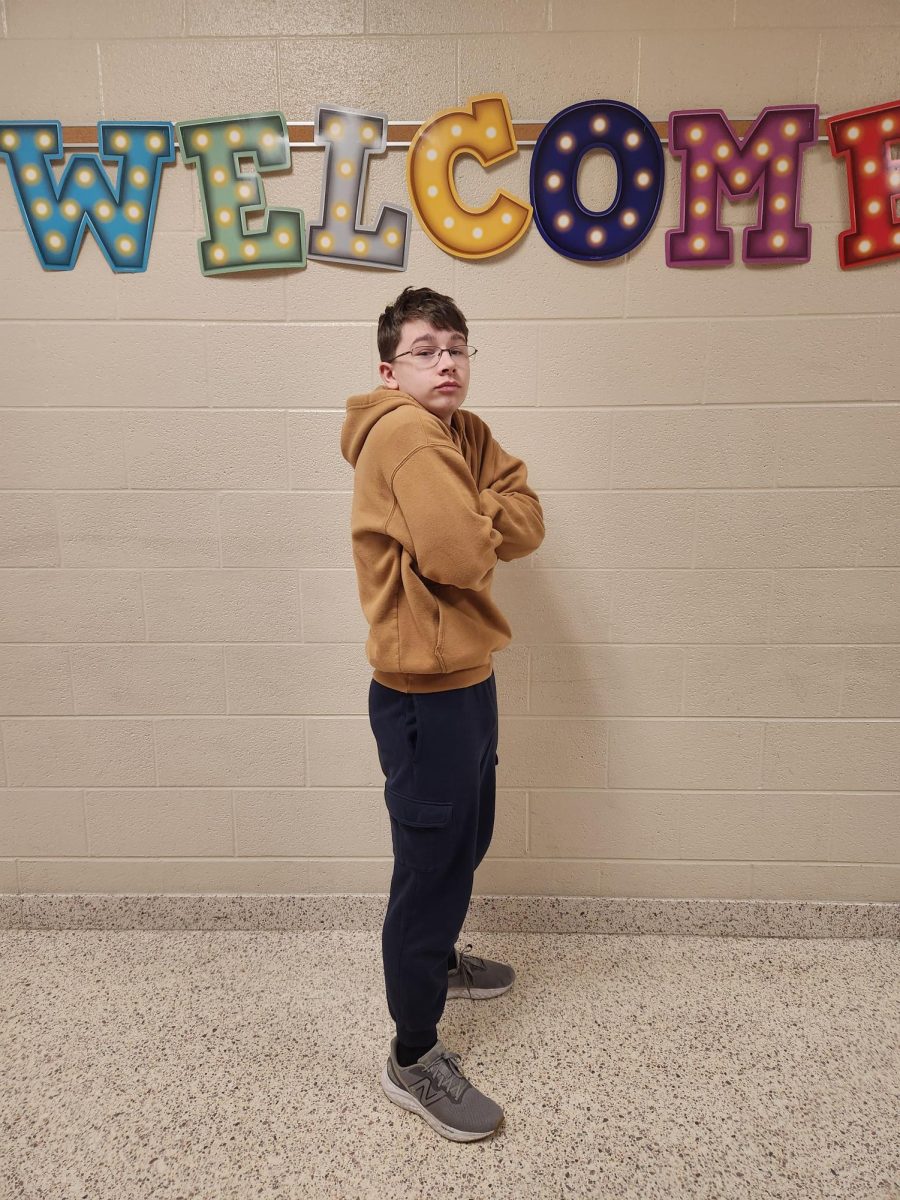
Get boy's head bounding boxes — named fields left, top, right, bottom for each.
left=377, top=286, right=472, bottom=427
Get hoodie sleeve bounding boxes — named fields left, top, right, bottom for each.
left=477, top=432, right=545, bottom=561
left=389, top=444, right=503, bottom=592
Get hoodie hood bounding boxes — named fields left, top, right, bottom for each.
left=340, top=385, right=461, bottom=468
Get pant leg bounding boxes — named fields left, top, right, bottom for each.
left=368, top=672, right=498, bottom=1046
left=474, top=671, right=499, bottom=870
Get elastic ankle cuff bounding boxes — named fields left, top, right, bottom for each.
left=396, top=1027, right=438, bottom=1048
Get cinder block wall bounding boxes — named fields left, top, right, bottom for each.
left=0, top=1, right=898, bottom=902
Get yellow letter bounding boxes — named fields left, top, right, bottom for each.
left=407, top=94, right=531, bottom=260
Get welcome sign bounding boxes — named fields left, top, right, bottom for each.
left=1, top=92, right=898, bottom=276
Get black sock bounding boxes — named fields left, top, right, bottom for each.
left=396, top=1039, right=437, bottom=1067
left=447, top=947, right=457, bottom=970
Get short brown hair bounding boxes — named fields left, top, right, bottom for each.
left=377, top=286, right=469, bottom=363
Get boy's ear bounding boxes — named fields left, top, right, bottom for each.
left=378, top=360, right=400, bottom=389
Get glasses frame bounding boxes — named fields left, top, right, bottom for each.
left=388, top=345, right=478, bottom=367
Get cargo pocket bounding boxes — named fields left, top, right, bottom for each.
left=384, top=786, right=452, bottom=874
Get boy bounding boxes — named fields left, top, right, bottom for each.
left=340, top=286, right=545, bottom=1141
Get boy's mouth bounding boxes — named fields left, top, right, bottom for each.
left=437, top=382, right=459, bottom=391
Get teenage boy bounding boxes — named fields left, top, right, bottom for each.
left=340, top=286, right=544, bottom=1141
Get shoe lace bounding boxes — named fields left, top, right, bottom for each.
left=424, top=1048, right=470, bottom=1103
left=454, top=942, right=486, bottom=1003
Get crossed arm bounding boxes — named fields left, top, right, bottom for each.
left=477, top=434, right=545, bottom=562
left=388, top=432, right=545, bottom=589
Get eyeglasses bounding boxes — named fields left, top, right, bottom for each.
left=389, top=345, right=478, bottom=368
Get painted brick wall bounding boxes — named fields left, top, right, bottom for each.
left=0, top=0, right=898, bottom=901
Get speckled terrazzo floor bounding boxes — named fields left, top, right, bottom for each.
left=2, top=931, right=898, bottom=1200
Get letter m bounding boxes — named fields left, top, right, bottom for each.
left=666, top=104, right=819, bottom=266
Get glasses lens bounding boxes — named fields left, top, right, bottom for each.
left=402, top=346, right=475, bottom=366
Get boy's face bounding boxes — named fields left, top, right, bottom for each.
left=378, top=318, right=470, bottom=427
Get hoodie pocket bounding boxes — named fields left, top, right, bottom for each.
left=435, top=599, right=445, bottom=666
left=397, top=553, right=443, bottom=673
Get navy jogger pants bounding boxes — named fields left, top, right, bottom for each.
left=368, top=672, right=499, bottom=1046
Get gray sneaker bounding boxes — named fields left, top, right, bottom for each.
left=446, top=943, right=516, bottom=1000
left=380, top=1036, right=505, bottom=1142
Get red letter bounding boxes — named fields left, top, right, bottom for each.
left=827, top=98, right=900, bottom=269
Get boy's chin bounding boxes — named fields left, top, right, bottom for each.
left=414, top=393, right=463, bottom=416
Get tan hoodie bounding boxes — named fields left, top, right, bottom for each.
left=340, top=385, right=545, bottom=693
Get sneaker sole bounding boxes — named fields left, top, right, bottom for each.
left=445, top=981, right=514, bottom=1000
left=380, top=1063, right=504, bottom=1143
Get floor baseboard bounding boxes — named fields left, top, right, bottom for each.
left=1, top=892, right=898, bottom=937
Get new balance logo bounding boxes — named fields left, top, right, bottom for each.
left=407, top=1074, right=444, bottom=1108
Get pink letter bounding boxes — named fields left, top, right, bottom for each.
left=666, top=105, right=818, bottom=267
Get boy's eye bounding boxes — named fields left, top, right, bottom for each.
left=400, top=345, right=471, bottom=367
